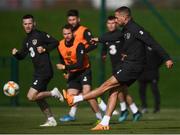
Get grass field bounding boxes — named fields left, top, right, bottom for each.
left=0, top=107, right=180, bottom=134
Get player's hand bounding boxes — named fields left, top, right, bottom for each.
left=37, top=46, right=46, bottom=54
left=165, top=60, right=173, bottom=69
left=56, top=64, right=65, bottom=70
left=121, top=53, right=127, bottom=61
left=12, top=48, right=18, bottom=55
left=90, top=38, right=99, bottom=45
left=63, top=73, right=69, bottom=80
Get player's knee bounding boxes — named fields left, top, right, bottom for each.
left=82, top=88, right=90, bottom=94
left=27, top=95, right=36, bottom=101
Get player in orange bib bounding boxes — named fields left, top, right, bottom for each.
left=57, top=24, right=102, bottom=123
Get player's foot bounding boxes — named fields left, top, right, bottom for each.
left=141, top=108, right=148, bottom=114
left=118, top=109, right=129, bottom=122
left=51, top=87, right=64, bottom=102
left=40, top=118, right=57, bottom=127
left=112, top=109, right=119, bottom=115
left=59, top=115, right=75, bottom=122
left=63, top=89, right=74, bottom=106
left=132, top=111, right=142, bottom=122
left=91, top=124, right=110, bottom=130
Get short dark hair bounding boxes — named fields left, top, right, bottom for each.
left=115, top=6, right=131, bottom=17
left=67, top=9, right=79, bottom=17
left=107, top=15, right=116, bottom=21
left=22, top=14, right=34, bottom=20
left=62, top=24, right=73, bottom=31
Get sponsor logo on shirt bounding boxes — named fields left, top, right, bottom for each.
left=117, top=69, right=122, bottom=74
left=33, top=80, right=38, bottom=85
left=83, top=76, right=87, bottom=82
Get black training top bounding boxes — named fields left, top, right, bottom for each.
left=121, top=19, right=171, bottom=67
left=99, top=29, right=124, bottom=71
left=13, top=29, right=58, bottom=78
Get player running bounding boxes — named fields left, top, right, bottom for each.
left=12, top=14, right=63, bottom=127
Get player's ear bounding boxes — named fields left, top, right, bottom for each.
left=33, top=21, right=36, bottom=27
left=78, top=18, right=80, bottom=23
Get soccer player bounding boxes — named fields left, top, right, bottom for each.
left=92, top=15, right=141, bottom=122
left=12, top=14, right=63, bottom=127
left=59, top=9, right=100, bottom=122
left=63, top=6, right=173, bottom=130
left=57, top=24, right=102, bottom=122
left=138, top=46, right=163, bottom=113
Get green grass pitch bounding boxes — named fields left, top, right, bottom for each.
left=0, top=107, right=180, bottom=134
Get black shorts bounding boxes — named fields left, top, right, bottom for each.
left=113, top=62, right=143, bottom=86
left=31, top=76, right=52, bottom=92
left=67, top=68, right=92, bottom=90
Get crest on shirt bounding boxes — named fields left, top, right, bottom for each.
left=32, top=39, right=37, bottom=45
left=124, top=32, right=131, bottom=39
left=105, top=42, right=109, bottom=45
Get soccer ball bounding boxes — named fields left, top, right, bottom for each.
left=3, top=81, right=19, bottom=97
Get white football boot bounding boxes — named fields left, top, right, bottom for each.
left=40, top=118, right=57, bottom=127
left=51, top=87, right=64, bottom=102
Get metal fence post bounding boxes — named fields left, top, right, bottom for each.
left=98, top=0, right=106, bottom=86
left=10, top=57, right=19, bottom=106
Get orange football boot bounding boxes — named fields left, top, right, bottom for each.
left=91, top=124, right=110, bottom=131
left=62, top=89, right=74, bottom=106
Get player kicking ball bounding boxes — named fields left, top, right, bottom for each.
left=63, top=6, right=173, bottom=130
left=12, top=14, right=64, bottom=127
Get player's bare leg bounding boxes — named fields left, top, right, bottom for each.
left=82, top=85, right=102, bottom=121
left=27, top=88, right=57, bottom=127
left=27, top=87, right=64, bottom=102
left=120, top=87, right=142, bottom=122
left=118, top=87, right=129, bottom=122
left=36, top=99, right=53, bottom=118
left=60, top=88, right=79, bottom=122
left=63, top=76, right=120, bottom=106
left=92, top=88, right=119, bottom=130
left=83, top=76, right=119, bottom=100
